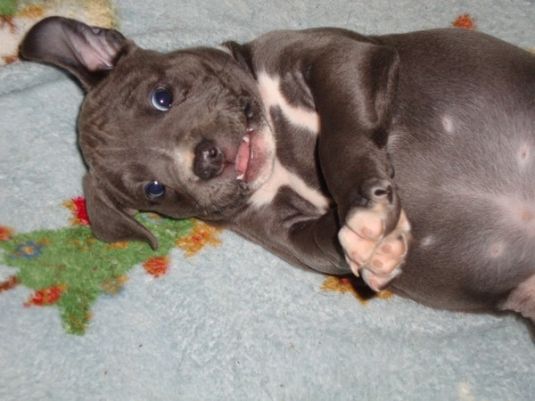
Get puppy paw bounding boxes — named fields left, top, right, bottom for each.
left=338, top=180, right=411, bottom=291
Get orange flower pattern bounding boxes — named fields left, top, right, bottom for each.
left=452, top=14, right=476, bottom=30
left=321, top=276, right=393, bottom=304
left=143, top=256, right=170, bottom=277
left=24, top=285, right=66, bottom=307
left=0, top=225, right=13, bottom=241
left=176, top=221, right=221, bottom=257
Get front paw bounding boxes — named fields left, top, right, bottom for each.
left=338, top=180, right=411, bottom=291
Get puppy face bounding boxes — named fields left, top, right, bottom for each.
left=21, top=17, right=275, bottom=247
left=80, top=46, right=274, bottom=217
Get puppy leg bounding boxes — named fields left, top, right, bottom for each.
left=279, top=196, right=410, bottom=287
left=307, top=40, right=411, bottom=290
left=326, top=152, right=411, bottom=290
left=500, top=274, right=535, bottom=323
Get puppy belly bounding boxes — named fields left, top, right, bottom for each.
left=391, top=195, right=535, bottom=311
left=388, top=114, right=535, bottom=311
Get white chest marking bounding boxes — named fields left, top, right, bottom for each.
left=257, top=72, right=319, bottom=134
left=249, top=158, right=329, bottom=212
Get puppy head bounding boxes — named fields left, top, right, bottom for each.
left=20, top=17, right=275, bottom=248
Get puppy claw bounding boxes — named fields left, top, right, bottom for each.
left=344, top=255, right=360, bottom=277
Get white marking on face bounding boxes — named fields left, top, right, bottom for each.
left=257, top=71, right=319, bottom=134
left=249, top=158, right=329, bottom=212
left=441, top=115, right=454, bottom=134
left=174, top=146, right=199, bottom=182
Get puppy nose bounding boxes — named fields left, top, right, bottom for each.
left=193, top=140, right=224, bottom=180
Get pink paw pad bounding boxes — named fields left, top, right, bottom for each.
left=339, top=207, right=410, bottom=291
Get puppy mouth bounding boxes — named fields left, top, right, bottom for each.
left=234, top=128, right=266, bottom=184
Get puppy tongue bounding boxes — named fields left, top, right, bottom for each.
left=235, top=136, right=251, bottom=179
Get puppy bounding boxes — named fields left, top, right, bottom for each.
left=20, top=17, right=535, bottom=322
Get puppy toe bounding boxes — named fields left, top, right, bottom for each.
left=379, top=233, right=408, bottom=258
left=345, top=208, right=385, bottom=240
left=368, top=253, right=400, bottom=276
left=339, top=226, right=375, bottom=265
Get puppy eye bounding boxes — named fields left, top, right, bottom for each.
left=151, top=87, right=173, bottom=111
left=144, top=181, right=166, bottom=200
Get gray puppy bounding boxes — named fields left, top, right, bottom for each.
left=20, top=17, right=535, bottom=322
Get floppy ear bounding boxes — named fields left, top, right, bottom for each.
left=221, top=41, right=255, bottom=76
left=19, top=16, right=128, bottom=89
left=83, top=174, right=159, bottom=250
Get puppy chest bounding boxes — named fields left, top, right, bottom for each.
left=257, top=71, right=319, bottom=133
left=256, top=71, right=322, bottom=188
left=249, top=158, right=330, bottom=217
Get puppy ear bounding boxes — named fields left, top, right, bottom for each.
left=20, top=16, right=128, bottom=89
left=221, top=41, right=255, bottom=77
left=83, top=174, right=159, bottom=250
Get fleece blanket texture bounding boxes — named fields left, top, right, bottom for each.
left=1, top=1, right=534, bottom=400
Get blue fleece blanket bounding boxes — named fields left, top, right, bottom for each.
left=0, top=1, right=534, bottom=400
